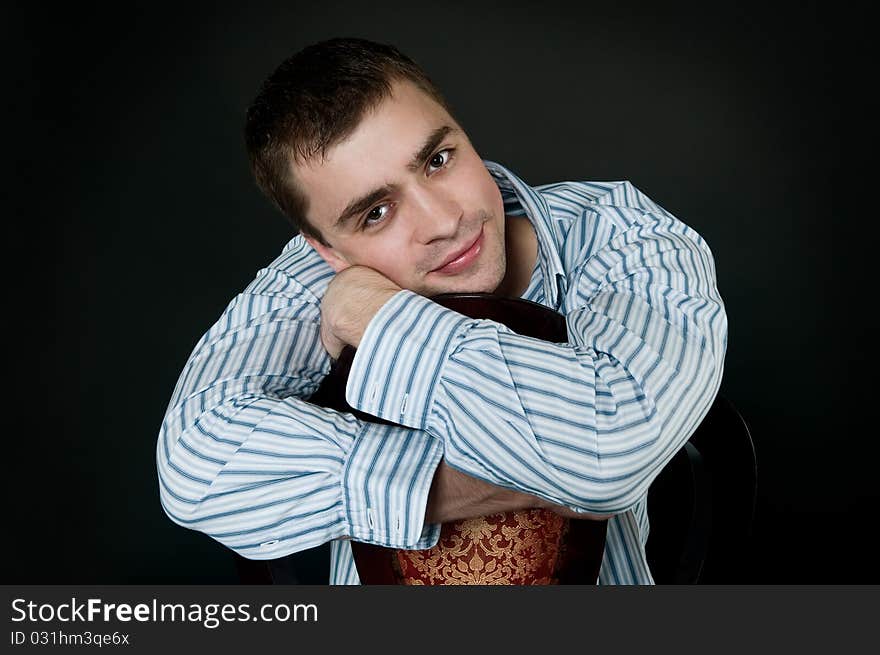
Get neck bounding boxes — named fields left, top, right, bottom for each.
left=495, top=214, right=538, bottom=298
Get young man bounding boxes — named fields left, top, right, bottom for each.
left=157, top=38, right=727, bottom=584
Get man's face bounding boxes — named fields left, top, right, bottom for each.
left=295, top=80, right=507, bottom=296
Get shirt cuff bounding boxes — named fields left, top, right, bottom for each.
left=341, top=419, right=443, bottom=549
left=346, top=290, right=471, bottom=429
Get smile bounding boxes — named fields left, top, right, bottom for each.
left=431, top=230, right=484, bottom=275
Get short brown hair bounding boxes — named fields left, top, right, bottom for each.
left=244, top=37, right=453, bottom=243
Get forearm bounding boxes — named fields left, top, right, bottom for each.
left=425, top=460, right=610, bottom=523
left=348, top=219, right=726, bottom=514
left=161, top=279, right=435, bottom=556
left=159, top=393, right=444, bottom=557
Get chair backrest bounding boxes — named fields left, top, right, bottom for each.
left=646, top=395, right=757, bottom=583
left=234, top=293, right=605, bottom=585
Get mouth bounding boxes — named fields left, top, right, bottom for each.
left=430, top=229, right=484, bottom=275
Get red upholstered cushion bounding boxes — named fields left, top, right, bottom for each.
left=393, top=509, right=568, bottom=585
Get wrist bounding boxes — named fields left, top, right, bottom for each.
left=347, top=287, right=400, bottom=348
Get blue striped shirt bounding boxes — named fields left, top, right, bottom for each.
left=157, top=160, right=727, bottom=584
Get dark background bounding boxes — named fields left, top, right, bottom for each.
left=11, top=1, right=869, bottom=583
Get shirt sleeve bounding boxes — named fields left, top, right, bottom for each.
left=346, top=183, right=727, bottom=515
left=157, top=258, right=442, bottom=559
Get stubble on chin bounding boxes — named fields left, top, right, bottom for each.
left=420, top=224, right=507, bottom=297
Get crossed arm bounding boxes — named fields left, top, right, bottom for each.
left=157, top=185, right=726, bottom=560
left=319, top=265, right=608, bottom=523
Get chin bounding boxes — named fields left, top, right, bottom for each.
left=448, top=270, right=506, bottom=296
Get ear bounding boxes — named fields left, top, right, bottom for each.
left=303, top=235, right=351, bottom=273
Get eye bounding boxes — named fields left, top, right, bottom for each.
left=427, top=148, right=453, bottom=173
left=363, top=203, right=391, bottom=228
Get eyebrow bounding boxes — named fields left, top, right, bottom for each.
left=407, top=125, right=455, bottom=173
left=334, top=185, right=395, bottom=230
left=333, top=125, right=458, bottom=230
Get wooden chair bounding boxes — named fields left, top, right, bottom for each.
left=233, top=295, right=755, bottom=584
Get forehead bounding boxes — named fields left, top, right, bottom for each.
left=293, top=81, right=459, bottom=227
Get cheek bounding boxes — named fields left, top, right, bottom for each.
left=357, top=235, right=418, bottom=281
left=468, top=162, right=502, bottom=211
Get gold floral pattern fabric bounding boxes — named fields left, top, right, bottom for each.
left=394, top=509, right=569, bottom=585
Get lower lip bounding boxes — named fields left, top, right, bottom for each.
left=432, top=232, right=484, bottom=275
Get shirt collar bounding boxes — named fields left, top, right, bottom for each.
left=483, top=160, right=567, bottom=308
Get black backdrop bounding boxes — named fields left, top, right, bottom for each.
left=11, top=1, right=870, bottom=583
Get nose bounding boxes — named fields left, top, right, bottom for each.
left=409, top=183, right=462, bottom=244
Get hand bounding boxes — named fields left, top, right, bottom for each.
left=320, top=266, right=401, bottom=359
